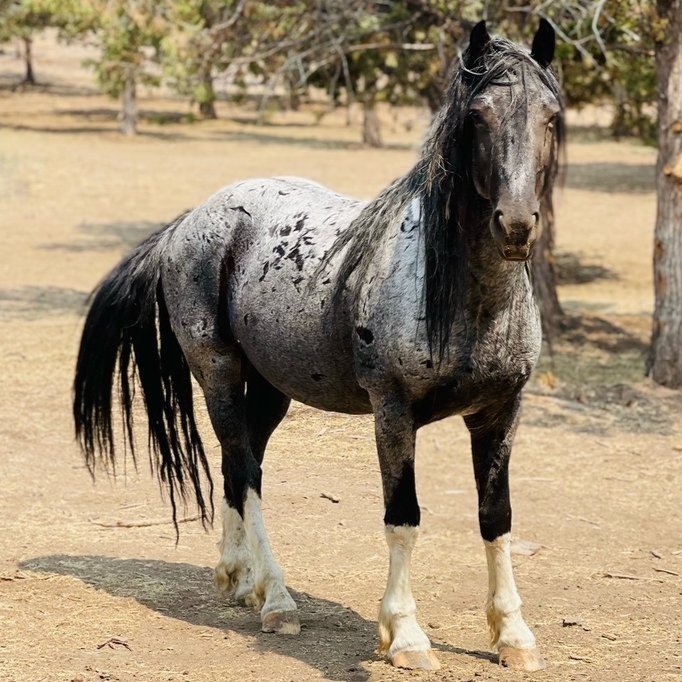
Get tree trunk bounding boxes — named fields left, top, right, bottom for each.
left=362, top=97, right=382, bottom=147
left=648, top=0, right=682, bottom=387
left=198, top=66, right=217, bottom=119
left=120, top=69, right=137, bottom=136
left=532, top=195, right=563, bottom=341
left=22, top=37, right=35, bottom=85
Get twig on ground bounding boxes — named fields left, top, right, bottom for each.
left=320, top=492, right=340, bottom=503
left=89, top=515, right=200, bottom=528
left=602, top=572, right=642, bottom=580
left=97, top=637, right=131, bottom=651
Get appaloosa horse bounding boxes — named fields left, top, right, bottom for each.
left=74, top=19, right=563, bottom=671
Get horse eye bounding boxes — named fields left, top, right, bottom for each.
left=547, top=117, right=556, bottom=131
left=469, top=112, right=486, bottom=128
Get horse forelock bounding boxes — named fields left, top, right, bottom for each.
left=318, top=35, right=565, bottom=361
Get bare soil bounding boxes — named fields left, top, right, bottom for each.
left=0, top=35, right=680, bottom=682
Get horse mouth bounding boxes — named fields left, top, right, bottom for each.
left=500, top=245, right=532, bottom=261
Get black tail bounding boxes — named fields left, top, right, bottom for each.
left=73, top=215, right=214, bottom=533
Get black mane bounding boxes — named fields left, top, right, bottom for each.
left=318, top=36, right=565, bottom=361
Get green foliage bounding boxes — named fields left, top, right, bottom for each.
left=0, top=0, right=95, bottom=42
left=0, top=0, right=661, bottom=141
left=82, top=1, right=167, bottom=99
left=161, top=0, right=245, bottom=114
left=0, top=0, right=54, bottom=42
left=489, top=0, right=657, bottom=142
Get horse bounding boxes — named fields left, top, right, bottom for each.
left=73, top=19, right=563, bottom=672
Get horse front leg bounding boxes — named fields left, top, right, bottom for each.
left=371, top=395, right=440, bottom=671
left=465, top=396, right=545, bottom=672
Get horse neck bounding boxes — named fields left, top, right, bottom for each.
left=464, top=217, right=535, bottom=318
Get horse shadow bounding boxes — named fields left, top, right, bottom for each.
left=20, top=554, right=495, bottom=680
left=0, top=285, right=88, bottom=320
left=39, top=219, right=166, bottom=253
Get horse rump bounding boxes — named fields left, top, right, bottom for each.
left=72, top=215, right=214, bottom=533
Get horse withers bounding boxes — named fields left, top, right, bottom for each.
left=74, top=20, right=563, bottom=672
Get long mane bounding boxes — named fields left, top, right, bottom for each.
left=318, top=36, right=565, bottom=361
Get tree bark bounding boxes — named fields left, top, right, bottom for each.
left=198, top=66, right=217, bottom=119
left=362, top=97, right=382, bottom=147
left=648, top=0, right=682, bottom=387
left=532, top=194, right=563, bottom=340
left=22, top=37, right=35, bottom=85
left=120, top=69, right=137, bottom=136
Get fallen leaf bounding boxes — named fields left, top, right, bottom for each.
left=511, top=539, right=542, bottom=556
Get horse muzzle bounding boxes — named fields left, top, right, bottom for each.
left=491, top=210, right=538, bottom=262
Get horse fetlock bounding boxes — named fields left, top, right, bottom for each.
left=487, top=604, right=536, bottom=651
left=379, top=611, right=434, bottom=666
left=214, top=558, right=255, bottom=603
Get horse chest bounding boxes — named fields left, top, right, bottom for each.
left=415, top=318, right=541, bottom=424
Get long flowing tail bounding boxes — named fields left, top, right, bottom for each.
left=73, top=214, right=214, bottom=531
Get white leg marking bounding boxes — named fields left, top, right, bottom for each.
left=484, top=533, right=536, bottom=650
left=214, top=499, right=256, bottom=603
left=379, top=526, right=438, bottom=669
left=242, top=489, right=299, bottom=634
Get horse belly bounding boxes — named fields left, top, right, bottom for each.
left=232, top=289, right=371, bottom=413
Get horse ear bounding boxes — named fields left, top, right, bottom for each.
left=464, top=20, right=490, bottom=69
left=531, top=18, right=555, bottom=67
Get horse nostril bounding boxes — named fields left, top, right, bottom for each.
left=494, top=210, right=506, bottom=233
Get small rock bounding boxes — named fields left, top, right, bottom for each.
left=563, top=617, right=582, bottom=627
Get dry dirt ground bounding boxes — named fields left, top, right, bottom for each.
left=1, top=37, right=681, bottom=682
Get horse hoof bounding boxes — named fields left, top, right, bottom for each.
left=390, top=649, right=441, bottom=670
left=261, top=610, right=301, bottom=635
left=499, top=646, right=546, bottom=671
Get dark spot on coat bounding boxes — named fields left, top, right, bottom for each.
left=294, top=216, right=307, bottom=231
left=286, top=246, right=305, bottom=271
left=311, top=372, right=325, bottom=381
left=230, top=205, right=252, bottom=218
left=421, top=359, right=434, bottom=369
left=356, top=326, right=374, bottom=344
left=259, top=262, right=270, bottom=282
left=280, top=225, right=292, bottom=236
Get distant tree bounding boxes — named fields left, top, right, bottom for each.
left=488, top=0, right=657, bottom=141
left=162, top=0, right=246, bottom=119
left=84, top=0, right=168, bottom=135
left=0, top=0, right=60, bottom=84
left=648, top=0, right=682, bottom=387
left=300, top=1, right=470, bottom=146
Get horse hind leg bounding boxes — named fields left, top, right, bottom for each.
left=215, top=366, right=291, bottom=608
left=215, top=498, right=256, bottom=605
left=199, top=354, right=297, bottom=634
left=162, top=245, right=298, bottom=635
